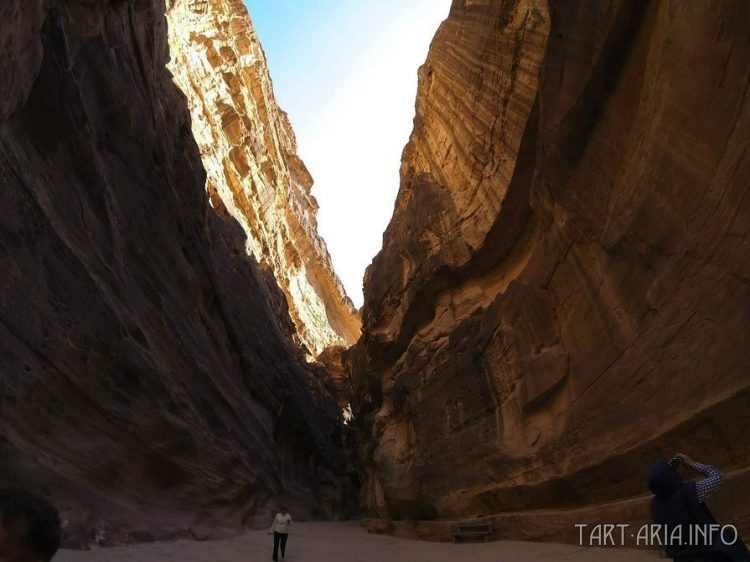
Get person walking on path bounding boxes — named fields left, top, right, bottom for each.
left=268, top=506, right=292, bottom=561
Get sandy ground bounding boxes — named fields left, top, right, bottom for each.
left=54, top=521, right=661, bottom=561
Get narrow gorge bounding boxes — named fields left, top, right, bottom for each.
left=0, top=0, right=748, bottom=553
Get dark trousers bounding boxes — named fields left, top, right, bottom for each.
left=272, top=531, right=288, bottom=560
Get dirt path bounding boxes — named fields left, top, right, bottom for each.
left=54, top=521, right=660, bottom=561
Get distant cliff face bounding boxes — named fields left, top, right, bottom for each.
left=351, top=0, right=750, bottom=541
left=166, top=0, right=360, bottom=358
left=0, top=0, right=350, bottom=546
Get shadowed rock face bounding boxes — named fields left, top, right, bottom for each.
left=0, top=0, right=350, bottom=546
left=350, top=0, right=750, bottom=541
left=165, top=0, right=360, bottom=358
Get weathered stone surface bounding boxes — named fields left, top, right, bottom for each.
left=350, top=0, right=750, bottom=541
left=316, top=345, right=361, bottom=517
left=0, top=0, right=348, bottom=546
left=0, top=0, right=45, bottom=122
left=165, top=0, right=360, bottom=358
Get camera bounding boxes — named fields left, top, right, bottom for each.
left=668, top=455, right=681, bottom=468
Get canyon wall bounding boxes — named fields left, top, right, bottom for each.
left=165, top=0, right=360, bottom=358
left=0, top=0, right=351, bottom=546
left=350, top=0, right=750, bottom=542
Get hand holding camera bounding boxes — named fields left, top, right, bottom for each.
left=669, top=452, right=695, bottom=469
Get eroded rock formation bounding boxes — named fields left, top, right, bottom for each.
left=0, top=0, right=350, bottom=545
left=350, top=0, right=750, bottom=542
left=165, top=0, right=360, bottom=358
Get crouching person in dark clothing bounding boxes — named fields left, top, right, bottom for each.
left=0, top=487, right=61, bottom=561
left=648, top=453, right=750, bottom=562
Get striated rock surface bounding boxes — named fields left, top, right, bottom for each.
left=165, top=0, right=360, bottom=358
left=350, top=0, right=750, bottom=541
left=317, top=345, right=361, bottom=516
left=0, top=0, right=350, bottom=546
left=0, top=0, right=46, bottom=123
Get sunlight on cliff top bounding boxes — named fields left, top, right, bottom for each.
left=245, top=0, right=452, bottom=307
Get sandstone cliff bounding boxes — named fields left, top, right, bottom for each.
left=350, top=0, right=750, bottom=542
left=0, top=0, right=349, bottom=545
left=165, top=0, right=360, bottom=358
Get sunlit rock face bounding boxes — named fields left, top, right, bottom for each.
left=0, top=0, right=349, bottom=545
left=165, top=0, right=360, bottom=358
left=350, top=0, right=750, bottom=541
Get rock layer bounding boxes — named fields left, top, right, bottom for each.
left=350, top=0, right=750, bottom=541
left=165, top=0, right=360, bottom=358
left=0, top=0, right=349, bottom=546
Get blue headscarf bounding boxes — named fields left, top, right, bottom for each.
left=647, top=461, right=683, bottom=499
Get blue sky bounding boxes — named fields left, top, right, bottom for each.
left=244, top=0, right=452, bottom=307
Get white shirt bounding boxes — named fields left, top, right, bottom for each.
left=271, top=512, right=292, bottom=533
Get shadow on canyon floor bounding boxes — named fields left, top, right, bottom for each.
left=54, top=521, right=660, bottom=561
